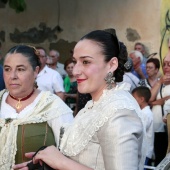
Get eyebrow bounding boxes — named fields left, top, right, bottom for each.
left=73, top=56, right=93, bottom=59
left=4, top=64, right=26, bottom=67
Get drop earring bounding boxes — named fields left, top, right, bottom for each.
left=104, top=72, right=115, bottom=89
left=34, top=81, right=38, bottom=88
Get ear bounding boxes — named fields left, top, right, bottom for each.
left=34, top=66, right=40, bottom=79
left=108, top=57, right=118, bottom=73
left=140, top=96, right=145, bottom=103
left=155, top=68, right=159, bottom=73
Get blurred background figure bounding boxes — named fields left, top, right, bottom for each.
left=64, top=57, right=77, bottom=115
left=46, top=55, right=55, bottom=69
left=139, top=58, right=160, bottom=89
left=149, top=52, right=170, bottom=166
left=129, top=50, right=147, bottom=79
left=123, top=57, right=139, bottom=93
left=0, top=42, right=5, bottom=90
left=49, top=49, right=67, bottom=79
left=0, top=42, right=3, bottom=65
left=0, top=64, right=5, bottom=90
left=36, top=46, right=65, bottom=100
left=132, top=86, right=154, bottom=169
left=134, top=42, right=148, bottom=64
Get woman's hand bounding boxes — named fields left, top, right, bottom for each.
left=14, top=146, right=92, bottom=170
left=33, top=146, right=66, bottom=170
left=133, top=57, right=141, bottom=70
left=13, top=152, right=35, bottom=170
left=160, top=74, right=170, bottom=85
left=163, top=116, right=167, bottom=124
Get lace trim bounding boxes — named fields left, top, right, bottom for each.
left=0, top=91, right=71, bottom=170
left=60, top=84, right=146, bottom=168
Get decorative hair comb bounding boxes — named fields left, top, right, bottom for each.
left=27, top=45, right=40, bottom=56
left=124, top=57, right=133, bottom=70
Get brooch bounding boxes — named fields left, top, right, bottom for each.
left=5, top=118, right=13, bottom=124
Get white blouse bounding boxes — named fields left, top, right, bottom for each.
left=0, top=91, right=73, bottom=145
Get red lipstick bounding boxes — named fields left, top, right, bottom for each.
left=77, top=79, right=87, bottom=83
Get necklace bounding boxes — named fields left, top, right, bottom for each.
left=9, top=89, right=34, bottom=109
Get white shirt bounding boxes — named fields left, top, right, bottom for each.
left=123, top=72, right=140, bottom=92
left=164, top=99, right=170, bottom=116
left=56, top=62, right=67, bottom=79
left=152, top=84, right=170, bottom=132
left=142, top=106, right=154, bottom=158
left=36, top=65, right=64, bottom=93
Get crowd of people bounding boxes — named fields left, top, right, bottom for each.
left=0, top=28, right=169, bottom=170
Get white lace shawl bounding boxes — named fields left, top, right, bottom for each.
left=60, top=83, right=146, bottom=168
left=0, top=90, right=71, bottom=170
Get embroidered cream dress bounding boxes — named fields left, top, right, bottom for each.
left=0, top=90, right=73, bottom=170
left=60, top=83, right=146, bottom=170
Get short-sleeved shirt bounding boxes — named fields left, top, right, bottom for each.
left=131, top=63, right=148, bottom=79
left=36, top=65, right=64, bottom=93
left=56, top=62, right=67, bottom=79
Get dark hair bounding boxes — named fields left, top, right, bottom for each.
left=64, top=57, right=74, bottom=70
left=80, top=29, right=127, bottom=82
left=4, top=45, right=41, bottom=70
left=132, top=86, right=151, bottom=103
left=146, top=58, right=160, bottom=69
left=135, top=42, right=145, bottom=49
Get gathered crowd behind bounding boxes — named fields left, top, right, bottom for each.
left=0, top=30, right=170, bottom=170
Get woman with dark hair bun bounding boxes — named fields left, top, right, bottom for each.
left=14, top=30, right=145, bottom=170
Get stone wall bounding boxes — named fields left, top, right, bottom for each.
left=0, top=0, right=161, bottom=63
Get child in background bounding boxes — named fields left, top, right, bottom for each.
left=132, top=86, right=154, bottom=169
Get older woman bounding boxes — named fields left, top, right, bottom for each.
left=149, top=54, right=170, bottom=166
left=129, top=50, right=147, bottom=79
left=0, top=45, right=73, bottom=169
left=139, top=58, right=160, bottom=89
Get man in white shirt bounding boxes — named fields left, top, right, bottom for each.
left=49, top=49, right=67, bottom=79
left=36, top=47, right=65, bottom=100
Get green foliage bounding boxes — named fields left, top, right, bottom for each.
left=9, top=0, right=26, bottom=13
left=0, top=0, right=26, bottom=13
